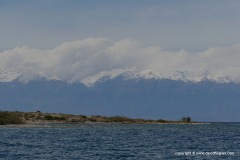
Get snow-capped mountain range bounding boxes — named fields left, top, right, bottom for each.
left=119, top=70, right=231, bottom=83
left=0, top=69, right=240, bottom=122
left=0, top=70, right=233, bottom=85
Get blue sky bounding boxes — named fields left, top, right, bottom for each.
left=1, top=0, right=240, bottom=51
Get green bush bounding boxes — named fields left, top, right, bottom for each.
left=107, top=116, right=134, bottom=123
left=54, top=116, right=66, bottom=121
left=0, top=112, right=23, bottom=125
left=157, top=119, right=167, bottom=123
left=43, top=115, right=54, bottom=120
left=44, top=115, right=66, bottom=121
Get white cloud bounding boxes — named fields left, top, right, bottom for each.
left=0, top=38, right=240, bottom=83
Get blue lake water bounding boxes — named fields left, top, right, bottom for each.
left=0, top=123, right=239, bottom=160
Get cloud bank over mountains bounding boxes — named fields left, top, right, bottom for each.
left=0, top=38, right=240, bottom=84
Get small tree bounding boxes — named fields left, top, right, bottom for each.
left=186, top=117, right=191, bottom=123
left=181, top=116, right=191, bottom=123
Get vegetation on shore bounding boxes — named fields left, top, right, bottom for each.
left=0, top=111, right=193, bottom=125
left=0, top=111, right=24, bottom=125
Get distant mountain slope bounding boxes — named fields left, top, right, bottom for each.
left=0, top=74, right=240, bottom=122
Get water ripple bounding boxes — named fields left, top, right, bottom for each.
left=0, top=123, right=239, bottom=159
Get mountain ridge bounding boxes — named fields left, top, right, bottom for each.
left=0, top=76, right=239, bottom=122
left=0, top=70, right=234, bottom=86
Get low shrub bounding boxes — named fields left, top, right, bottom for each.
left=54, top=116, right=66, bottom=121
left=157, top=119, right=167, bottom=123
left=44, top=115, right=66, bottom=121
left=43, top=115, right=54, bottom=120
left=0, top=112, right=23, bottom=125
left=107, top=116, right=134, bottom=123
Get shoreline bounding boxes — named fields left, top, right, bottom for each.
left=0, top=121, right=207, bottom=128
left=0, top=111, right=204, bottom=127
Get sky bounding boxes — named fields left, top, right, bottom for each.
left=0, top=0, right=240, bottom=83
left=1, top=0, right=240, bottom=51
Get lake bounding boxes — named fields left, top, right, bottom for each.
left=0, top=123, right=239, bottom=159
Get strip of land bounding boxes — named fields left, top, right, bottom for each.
left=0, top=111, right=200, bottom=127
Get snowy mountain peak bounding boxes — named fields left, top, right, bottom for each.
left=171, top=71, right=232, bottom=83
left=0, top=69, right=233, bottom=85
left=83, top=70, right=233, bottom=86
left=0, top=70, right=21, bottom=82
left=121, top=70, right=166, bottom=80
left=0, top=70, right=61, bottom=83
